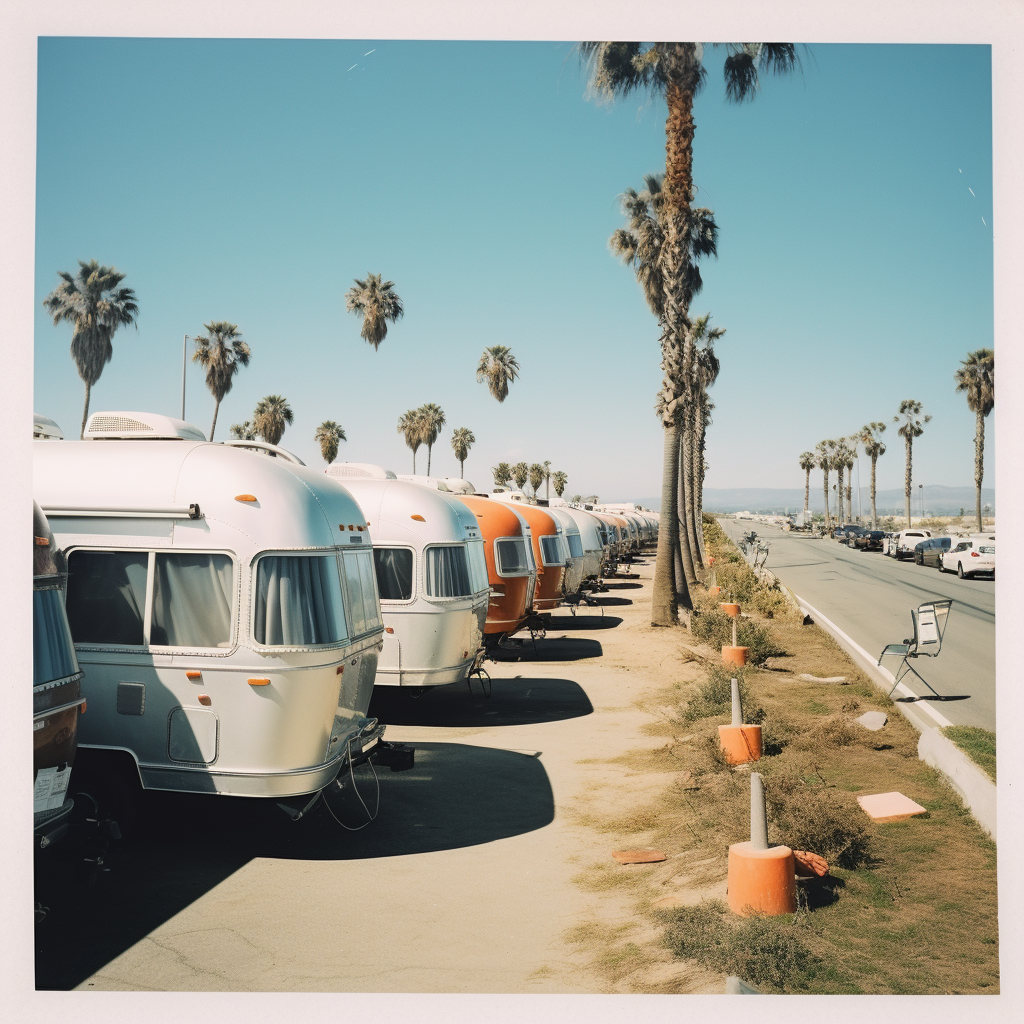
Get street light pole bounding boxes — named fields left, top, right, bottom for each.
left=182, top=333, right=187, bottom=420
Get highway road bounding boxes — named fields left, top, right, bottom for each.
left=716, top=518, right=996, bottom=732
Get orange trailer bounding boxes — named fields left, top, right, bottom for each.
left=454, top=495, right=535, bottom=640
left=492, top=500, right=566, bottom=612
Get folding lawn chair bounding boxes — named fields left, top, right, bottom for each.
left=877, top=599, right=952, bottom=698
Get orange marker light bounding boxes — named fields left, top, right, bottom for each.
left=235, top=494, right=258, bottom=503
left=79, top=702, right=86, bottom=714
left=198, top=694, right=212, bottom=706
left=35, top=536, right=50, bottom=546
left=336, top=665, right=344, bottom=674
left=410, top=514, right=426, bottom=522
left=186, top=670, right=201, bottom=680
left=248, top=677, right=271, bottom=686
left=385, top=627, right=395, bottom=634
left=357, top=525, right=365, bottom=531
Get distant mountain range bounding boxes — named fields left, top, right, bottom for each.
left=693, top=485, right=996, bottom=516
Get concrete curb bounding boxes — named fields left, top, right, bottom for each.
left=793, top=595, right=996, bottom=842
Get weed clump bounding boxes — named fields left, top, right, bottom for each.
left=691, top=608, right=783, bottom=665
left=795, top=714, right=860, bottom=749
left=661, top=903, right=816, bottom=992
left=680, top=666, right=766, bottom=724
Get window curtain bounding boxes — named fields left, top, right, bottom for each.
left=66, top=551, right=148, bottom=645
left=151, top=553, right=234, bottom=648
left=33, top=588, right=80, bottom=686
left=254, top=555, right=347, bottom=646
left=373, top=548, right=414, bottom=601
left=425, top=545, right=472, bottom=597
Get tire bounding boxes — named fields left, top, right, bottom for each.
left=957, top=562, right=965, bottom=579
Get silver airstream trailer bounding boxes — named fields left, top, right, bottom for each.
left=542, top=506, right=585, bottom=595
left=33, top=411, right=387, bottom=801
left=557, top=506, right=606, bottom=585
left=324, top=465, right=490, bottom=688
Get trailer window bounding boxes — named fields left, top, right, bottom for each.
left=425, top=545, right=473, bottom=597
left=342, top=549, right=382, bottom=636
left=495, top=538, right=529, bottom=575
left=33, top=587, right=80, bottom=686
left=373, top=547, right=413, bottom=601
left=66, top=550, right=148, bottom=646
left=540, top=535, right=564, bottom=566
left=151, top=553, right=234, bottom=648
left=254, top=554, right=348, bottom=646
left=567, top=533, right=584, bottom=558
left=466, top=539, right=489, bottom=593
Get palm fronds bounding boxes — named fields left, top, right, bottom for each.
left=315, top=420, right=347, bottom=464
left=345, top=273, right=404, bottom=349
left=476, top=345, right=520, bottom=403
left=253, top=394, right=293, bottom=446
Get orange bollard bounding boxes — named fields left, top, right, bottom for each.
left=727, top=772, right=796, bottom=917
left=718, top=723, right=762, bottom=764
left=708, top=585, right=721, bottom=597
left=719, top=602, right=740, bottom=617
left=722, top=645, right=749, bottom=667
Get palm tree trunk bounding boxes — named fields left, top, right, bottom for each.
left=904, top=435, right=913, bottom=527
left=210, top=398, right=221, bottom=442
left=427, top=444, right=432, bottom=476
left=694, top=411, right=708, bottom=565
left=678, top=419, right=699, bottom=589
left=975, top=408, right=984, bottom=531
left=80, top=381, right=92, bottom=439
left=460, top=458, right=465, bottom=479
left=822, top=469, right=830, bottom=529
left=804, top=469, right=810, bottom=513
left=870, top=455, right=878, bottom=529
left=412, top=448, right=417, bottom=474
left=687, top=407, right=704, bottom=572
left=835, top=465, right=844, bottom=525
left=652, top=422, right=682, bottom=626
left=846, top=481, right=852, bottom=522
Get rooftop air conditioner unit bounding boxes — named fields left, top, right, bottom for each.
left=83, top=411, right=207, bottom=441
left=326, top=463, right=397, bottom=480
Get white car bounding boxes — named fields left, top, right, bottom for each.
left=941, top=537, right=996, bottom=578
left=890, top=529, right=932, bottom=559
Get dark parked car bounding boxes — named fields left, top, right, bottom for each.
left=834, top=524, right=859, bottom=541
left=853, top=530, right=885, bottom=551
left=914, top=536, right=952, bottom=567
left=843, top=526, right=869, bottom=547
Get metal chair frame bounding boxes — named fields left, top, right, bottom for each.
left=877, top=599, right=952, bottom=698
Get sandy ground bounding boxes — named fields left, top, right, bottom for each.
left=67, top=555, right=714, bottom=993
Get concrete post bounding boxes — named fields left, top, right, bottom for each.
left=731, top=677, right=742, bottom=727
left=750, top=772, right=768, bottom=851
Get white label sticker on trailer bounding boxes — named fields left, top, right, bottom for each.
left=34, top=765, right=71, bottom=812
left=349, top=536, right=362, bottom=543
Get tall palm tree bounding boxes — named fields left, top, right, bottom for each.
left=492, top=462, right=512, bottom=488
left=584, top=40, right=799, bottom=626
left=397, top=409, right=424, bottom=472
left=230, top=421, right=257, bottom=440
left=528, top=463, right=545, bottom=496
left=954, top=348, right=994, bottom=531
left=450, top=427, right=476, bottom=478
left=418, top=403, right=446, bottom=475
left=542, top=460, right=552, bottom=500
left=858, top=422, right=887, bottom=529
left=42, top=259, right=139, bottom=438
left=839, top=439, right=856, bottom=522
left=610, top=172, right=718, bottom=605
left=815, top=440, right=834, bottom=529
left=894, top=400, right=931, bottom=527
left=191, top=321, right=251, bottom=441
left=253, top=395, right=293, bottom=446
left=344, top=273, right=404, bottom=349
left=512, top=462, right=529, bottom=491
left=798, top=451, right=815, bottom=513
left=552, top=471, right=568, bottom=498
left=476, top=345, right=520, bottom=402
left=315, top=420, right=347, bottom=464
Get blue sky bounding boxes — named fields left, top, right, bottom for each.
left=33, top=39, right=993, bottom=503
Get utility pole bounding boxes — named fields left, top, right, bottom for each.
left=182, top=334, right=188, bottom=420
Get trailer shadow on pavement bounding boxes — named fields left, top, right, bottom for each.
left=544, top=614, right=623, bottom=630
left=370, top=675, right=594, bottom=727
left=35, top=741, right=553, bottom=991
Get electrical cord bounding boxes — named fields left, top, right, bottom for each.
left=320, top=738, right=380, bottom=831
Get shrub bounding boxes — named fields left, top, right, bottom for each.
left=795, top=714, right=860, bottom=749
left=681, top=666, right=764, bottom=723
left=691, top=608, right=782, bottom=665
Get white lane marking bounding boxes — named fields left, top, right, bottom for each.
left=794, top=595, right=954, bottom=729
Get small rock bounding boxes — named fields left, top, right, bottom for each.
left=799, top=673, right=848, bottom=684
left=856, top=711, right=888, bottom=732
left=612, top=850, right=666, bottom=864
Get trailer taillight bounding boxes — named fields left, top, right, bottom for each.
left=248, top=678, right=271, bottom=686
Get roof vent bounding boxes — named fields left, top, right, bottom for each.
left=33, top=413, right=64, bottom=440
left=440, top=478, right=476, bottom=494
left=84, top=411, right=206, bottom=441
left=222, top=440, right=305, bottom=465
left=397, top=475, right=450, bottom=491
left=326, top=463, right=397, bottom=480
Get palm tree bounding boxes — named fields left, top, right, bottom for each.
left=894, top=400, right=931, bottom=527
left=839, top=439, right=856, bottom=523
left=230, top=421, right=257, bottom=440
left=584, top=41, right=799, bottom=626
left=417, top=403, right=446, bottom=475
left=450, top=427, right=476, bottom=478
left=42, top=259, right=139, bottom=438
left=190, top=321, right=251, bottom=441
left=954, top=349, right=994, bottom=532
left=798, top=451, right=816, bottom=513
left=253, top=395, right=293, bottom=446
left=344, top=273, right=404, bottom=349
left=552, top=471, right=569, bottom=498
left=492, top=462, right=512, bottom=488
left=315, top=420, right=347, bottom=464
left=397, top=409, right=424, bottom=472
left=542, top=460, right=552, bottom=500
left=571, top=494, right=582, bottom=504
left=815, top=440, right=834, bottom=529
left=512, top=462, right=529, bottom=491
left=858, top=423, right=887, bottom=529
left=528, top=463, right=545, bottom=496
left=476, top=345, right=520, bottom=402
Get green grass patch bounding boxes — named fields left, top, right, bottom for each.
left=942, top=725, right=996, bottom=782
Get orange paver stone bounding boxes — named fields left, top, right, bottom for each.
left=612, top=850, right=666, bottom=864
left=857, top=791, right=927, bottom=822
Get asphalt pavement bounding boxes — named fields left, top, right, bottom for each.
left=716, top=518, right=996, bottom=732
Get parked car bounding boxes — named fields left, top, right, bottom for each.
left=843, top=526, right=869, bottom=547
left=941, top=537, right=996, bottom=578
left=852, top=530, right=885, bottom=551
left=891, top=529, right=933, bottom=559
left=833, top=524, right=859, bottom=542
left=914, top=537, right=952, bottom=567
